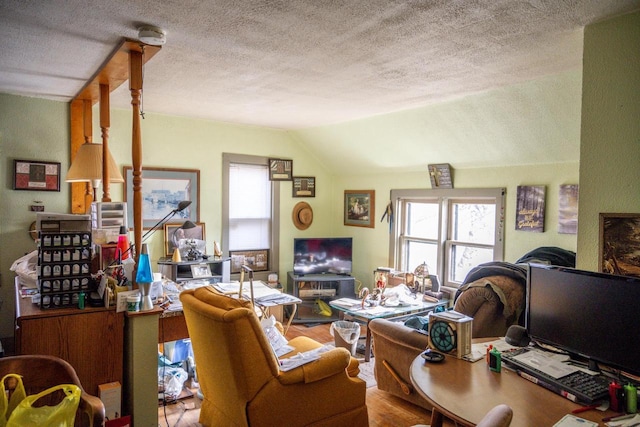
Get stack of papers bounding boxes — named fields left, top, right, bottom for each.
left=279, top=346, right=331, bottom=372
left=330, top=298, right=363, bottom=309
left=213, top=281, right=301, bottom=306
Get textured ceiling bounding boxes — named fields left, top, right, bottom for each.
left=1, top=0, right=639, bottom=131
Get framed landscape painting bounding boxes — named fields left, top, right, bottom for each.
left=124, top=166, right=200, bottom=229
left=599, top=213, right=640, bottom=277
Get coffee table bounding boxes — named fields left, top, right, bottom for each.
left=330, top=298, right=447, bottom=361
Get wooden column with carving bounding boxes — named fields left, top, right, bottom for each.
left=100, top=83, right=112, bottom=202
left=130, top=50, right=143, bottom=259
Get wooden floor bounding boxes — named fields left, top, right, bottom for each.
left=158, top=322, right=456, bottom=427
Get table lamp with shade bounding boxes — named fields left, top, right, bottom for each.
left=65, top=142, right=124, bottom=202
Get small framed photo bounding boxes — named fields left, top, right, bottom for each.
left=230, top=249, right=269, bottom=274
left=164, top=222, right=206, bottom=257
left=268, top=158, right=293, bottom=181
left=13, top=159, right=61, bottom=191
left=190, top=264, right=212, bottom=278
left=344, top=190, right=375, bottom=228
left=292, top=176, right=316, bottom=197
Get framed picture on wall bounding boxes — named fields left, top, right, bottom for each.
left=124, top=166, right=200, bottom=229
left=164, top=222, right=206, bottom=257
left=344, top=190, right=375, bottom=228
left=292, top=176, right=315, bottom=197
left=515, top=185, right=545, bottom=232
left=268, top=158, right=293, bottom=181
left=13, top=159, right=61, bottom=191
left=599, top=213, right=640, bottom=277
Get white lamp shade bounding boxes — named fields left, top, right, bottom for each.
left=66, top=143, right=123, bottom=183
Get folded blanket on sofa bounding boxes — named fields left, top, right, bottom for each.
left=454, top=261, right=527, bottom=303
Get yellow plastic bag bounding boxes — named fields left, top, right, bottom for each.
left=7, top=384, right=80, bottom=427
left=1, top=374, right=27, bottom=427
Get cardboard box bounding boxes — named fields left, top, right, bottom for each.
left=99, top=381, right=122, bottom=420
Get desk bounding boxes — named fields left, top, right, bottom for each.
left=14, top=279, right=124, bottom=396
left=330, top=298, right=447, bottom=362
left=409, top=347, right=617, bottom=427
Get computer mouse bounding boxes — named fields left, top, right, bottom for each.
left=421, top=349, right=445, bottom=363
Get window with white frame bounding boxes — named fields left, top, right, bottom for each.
left=388, top=188, right=504, bottom=288
left=222, top=153, right=280, bottom=276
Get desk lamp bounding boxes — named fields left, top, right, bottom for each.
left=65, top=142, right=123, bottom=202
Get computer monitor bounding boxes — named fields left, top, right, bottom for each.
left=526, top=264, right=640, bottom=378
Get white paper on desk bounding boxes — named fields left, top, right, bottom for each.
left=606, top=414, right=640, bottom=427
left=473, top=339, right=517, bottom=354
left=553, top=414, right=598, bottom=427
left=255, top=293, right=301, bottom=306
left=513, top=350, right=577, bottom=379
left=214, top=281, right=281, bottom=299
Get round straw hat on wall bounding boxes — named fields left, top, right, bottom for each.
left=292, top=202, right=313, bottom=230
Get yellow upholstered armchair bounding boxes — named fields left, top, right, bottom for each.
left=180, top=286, right=368, bottom=427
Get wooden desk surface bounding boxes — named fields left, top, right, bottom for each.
left=410, top=352, right=617, bottom=427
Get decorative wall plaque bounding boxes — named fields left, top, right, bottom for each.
left=428, top=163, right=453, bottom=189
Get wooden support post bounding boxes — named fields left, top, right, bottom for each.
left=100, top=83, right=112, bottom=202
left=130, top=50, right=143, bottom=260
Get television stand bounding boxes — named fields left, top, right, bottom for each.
left=287, top=272, right=356, bottom=324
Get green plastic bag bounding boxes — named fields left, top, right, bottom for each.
left=7, top=383, right=80, bottom=427
left=0, top=374, right=27, bottom=427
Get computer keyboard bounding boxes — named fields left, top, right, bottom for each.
left=555, top=370, right=610, bottom=401
left=502, top=350, right=610, bottom=404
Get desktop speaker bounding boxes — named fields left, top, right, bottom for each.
left=428, top=310, right=472, bottom=359
left=505, top=325, right=530, bottom=347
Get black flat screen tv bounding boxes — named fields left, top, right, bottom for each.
left=293, top=237, right=352, bottom=276
left=526, top=264, right=640, bottom=377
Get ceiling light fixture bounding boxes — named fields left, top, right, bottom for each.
left=137, top=25, right=166, bottom=46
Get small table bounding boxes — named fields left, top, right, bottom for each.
left=409, top=342, right=618, bottom=427
left=330, top=298, right=447, bottom=361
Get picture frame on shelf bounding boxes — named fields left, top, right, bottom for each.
left=229, top=249, right=269, bottom=274
left=190, top=264, right=212, bottom=278
left=164, top=222, right=206, bottom=257
left=13, top=159, right=61, bottom=191
left=599, top=213, right=640, bottom=278
left=292, top=176, right=316, bottom=197
left=268, top=158, right=293, bottom=181
left=344, top=190, right=375, bottom=228
left=124, top=166, right=200, bottom=230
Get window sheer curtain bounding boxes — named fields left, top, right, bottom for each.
left=228, top=162, right=271, bottom=251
